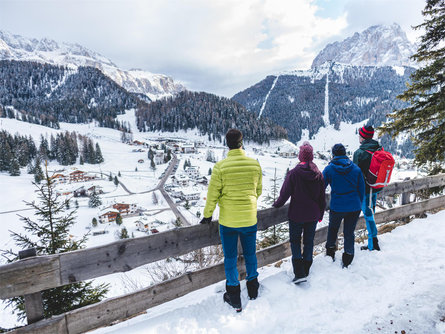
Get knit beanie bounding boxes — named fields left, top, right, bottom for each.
left=298, top=141, right=313, bottom=162
left=359, top=125, right=374, bottom=139
left=332, top=143, right=346, bottom=156
left=226, top=129, right=243, bottom=149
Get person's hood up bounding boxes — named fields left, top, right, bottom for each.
left=329, top=156, right=354, bottom=175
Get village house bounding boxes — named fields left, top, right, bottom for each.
left=51, top=173, right=67, bottom=184
left=180, top=190, right=200, bottom=202
left=73, top=186, right=86, bottom=197
left=112, top=203, right=138, bottom=215
left=69, top=170, right=86, bottom=182
left=154, top=150, right=165, bottom=165
left=279, top=150, right=297, bottom=158
left=99, top=209, right=120, bottom=223
left=185, top=166, right=200, bottom=179
left=172, top=175, right=189, bottom=187
left=181, top=143, right=195, bottom=154
left=87, top=185, right=103, bottom=196
left=136, top=220, right=150, bottom=232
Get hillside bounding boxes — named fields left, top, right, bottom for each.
left=0, top=60, right=141, bottom=129
left=136, top=91, right=288, bottom=144
left=0, top=30, right=186, bottom=100
left=232, top=62, right=415, bottom=155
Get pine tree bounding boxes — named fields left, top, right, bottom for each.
left=9, top=154, right=21, bottom=176
left=95, top=143, right=104, bottom=164
left=80, top=156, right=84, bottom=165
left=108, top=172, right=113, bottom=181
left=34, top=157, right=44, bottom=184
left=259, top=168, right=288, bottom=247
left=380, top=0, right=445, bottom=169
left=92, top=217, right=98, bottom=227
left=114, top=176, right=119, bottom=186
left=6, top=168, right=108, bottom=320
left=88, top=192, right=102, bottom=208
left=115, top=213, right=123, bottom=226
left=118, top=227, right=129, bottom=239
left=208, top=168, right=212, bottom=176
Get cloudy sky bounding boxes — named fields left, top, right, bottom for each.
left=0, top=0, right=425, bottom=97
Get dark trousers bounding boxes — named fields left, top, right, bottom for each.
left=289, top=220, right=317, bottom=261
left=219, top=224, right=259, bottom=286
left=326, top=210, right=360, bottom=254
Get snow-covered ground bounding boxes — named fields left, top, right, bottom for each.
left=91, top=210, right=445, bottom=334
left=0, top=112, right=425, bottom=329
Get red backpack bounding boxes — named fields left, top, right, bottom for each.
left=365, top=148, right=395, bottom=189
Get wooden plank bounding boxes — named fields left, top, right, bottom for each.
left=0, top=256, right=60, bottom=299
left=58, top=222, right=221, bottom=285
left=380, top=173, right=445, bottom=197
left=7, top=315, right=67, bottom=334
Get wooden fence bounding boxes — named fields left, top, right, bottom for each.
left=1, top=174, right=445, bottom=333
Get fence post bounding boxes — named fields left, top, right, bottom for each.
left=19, top=248, right=44, bottom=324
left=401, top=177, right=411, bottom=223
left=401, top=177, right=411, bottom=206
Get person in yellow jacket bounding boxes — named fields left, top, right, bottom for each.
left=200, top=129, right=262, bottom=312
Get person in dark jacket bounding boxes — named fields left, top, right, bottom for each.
left=273, top=142, right=325, bottom=283
left=353, top=125, right=382, bottom=251
left=323, top=143, right=365, bottom=268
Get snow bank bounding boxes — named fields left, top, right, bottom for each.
left=92, top=210, right=445, bottom=334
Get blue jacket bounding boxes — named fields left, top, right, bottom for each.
left=322, top=156, right=365, bottom=212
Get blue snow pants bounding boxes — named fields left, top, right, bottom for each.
left=219, top=224, right=258, bottom=287
left=362, top=192, right=378, bottom=250
left=289, top=220, right=317, bottom=262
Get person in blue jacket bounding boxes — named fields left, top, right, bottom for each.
left=322, top=143, right=365, bottom=268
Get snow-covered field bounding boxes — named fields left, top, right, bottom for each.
left=88, top=210, right=445, bottom=334
left=0, top=112, right=425, bottom=329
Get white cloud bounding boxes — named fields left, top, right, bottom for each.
left=0, top=0, right=424, bottom=96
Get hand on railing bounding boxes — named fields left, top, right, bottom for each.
left=199, top=217, right=212, bottom=224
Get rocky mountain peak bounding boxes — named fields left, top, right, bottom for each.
left=311, top=23, right=417, bottom=68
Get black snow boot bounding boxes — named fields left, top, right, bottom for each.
left=303, top=259, right=313, bottom=277
left=292, top=258, right=307, bottom=284
left=246, top=277, right=259, bottom=300
left=361, top=237, right=381, bottom=251
left=326, top=247, right=336, bottom=261
left=342, top=252, right=354, bottom=268
left=372, top=237, right=381, bottom=251
left=223, top=283, right=242, bottom=312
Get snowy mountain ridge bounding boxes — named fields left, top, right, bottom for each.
left=311, top=23, right=418, bottom=68
left=0, top=30, right=186, bottom=100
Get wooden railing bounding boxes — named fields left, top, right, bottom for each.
left=1, top=174, right=445, bottom=333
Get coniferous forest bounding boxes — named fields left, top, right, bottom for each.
left=0, top=60, right=142, bottom=129
left=0, top=130, right=104, bottom=176
left=136, top=91, right=288, bottom=144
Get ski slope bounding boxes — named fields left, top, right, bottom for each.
left=91, top=210, right=445, bottom=334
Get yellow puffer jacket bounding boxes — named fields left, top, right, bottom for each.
left=203, top=148, right=262, bottom=227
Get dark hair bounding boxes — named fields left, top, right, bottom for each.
left=332, top=143, right=346, bottom=156
left=226, top=129, right=243, bottom=149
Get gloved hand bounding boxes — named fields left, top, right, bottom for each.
left=199, top=217, right=212, bottom=224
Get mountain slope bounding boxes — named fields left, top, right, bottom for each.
left=136, top=91, right=287, bottom=144
left=312, top=23, right=417, bottom=68
left=0, top=60, right=141, bottom=128
left=232, top=24, right=417, bottom=157
left=0, top=30, right=185, bottom=100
